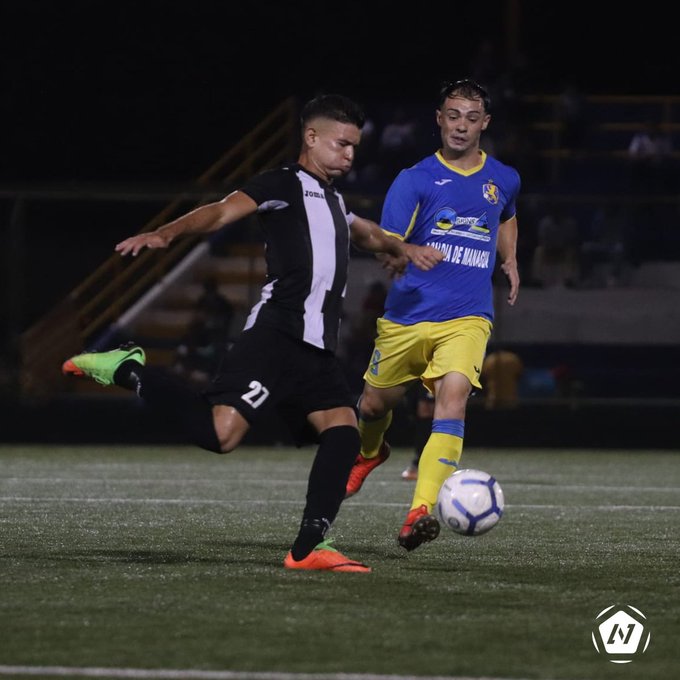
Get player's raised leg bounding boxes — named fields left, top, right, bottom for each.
left=63, top=343, right=225, bottom=453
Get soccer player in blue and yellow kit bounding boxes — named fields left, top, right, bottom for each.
left=345, top=79, right=521, bottom=551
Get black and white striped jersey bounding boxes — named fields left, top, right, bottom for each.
left=238, top=163, right=354, bottom=353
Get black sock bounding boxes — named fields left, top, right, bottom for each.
left=114, top=359, right=145, bottom=391
left=116, top=364, right=221, bottom=453
left=290, top=518, right=332, bottom=561
left=290, top=425, right=360, bottom=560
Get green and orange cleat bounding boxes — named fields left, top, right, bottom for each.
left=344, top=440, right=391, bottom=498
left=283, top=539, right=371, bottom=573
left=62, top=343, right=146, bottom=386
left=398, top=504, right=440, bottom=552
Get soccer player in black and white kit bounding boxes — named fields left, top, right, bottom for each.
left=63, top=94, right=443, bottom=572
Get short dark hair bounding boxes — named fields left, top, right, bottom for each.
left=301, top=94, right=366, bottom=130
left=438, top=78, right=491, bottom=112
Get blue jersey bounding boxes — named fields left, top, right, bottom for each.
left=381, top=150, right=520, bottom=325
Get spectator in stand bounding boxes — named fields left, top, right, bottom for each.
left=556, top=81, right=588, bottom=151
left=580, top=202, right=631, bottom=287
left=174, top=277, right=235, bottom=385
left=378, top=106, right=419, bottom=178
left=530, top=203, right=579, bottom=288
left=481, top=348, right=524, bottom=410
left=627, top=121, right=674, bottom=192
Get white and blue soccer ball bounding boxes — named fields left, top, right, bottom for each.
left=436, top=468, right=505, bottom=536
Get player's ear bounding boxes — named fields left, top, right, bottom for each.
left=303, top=126, right=317, bottom=147
left=481, top=114, right=491, bottom=131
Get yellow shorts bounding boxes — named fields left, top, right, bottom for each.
left=364, top=316, right=492, bottom=393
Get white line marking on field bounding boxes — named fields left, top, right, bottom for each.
left=0, top=497, right=678, bottom=511
left=2, top=478, right=676, bottom=493
left=0, top=665, right=551, bottom=680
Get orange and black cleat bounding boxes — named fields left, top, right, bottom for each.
left=398, top=504, right=440, bottom=551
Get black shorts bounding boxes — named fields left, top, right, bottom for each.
left=203, top=324, right=355, bottom=442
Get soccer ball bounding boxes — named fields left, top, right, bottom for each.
left=436, top=468, right=505, bottom=536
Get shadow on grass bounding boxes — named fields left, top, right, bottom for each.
left=2, top=538, right=291, bottom=567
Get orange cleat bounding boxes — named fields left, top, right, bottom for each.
left=283, top=540, right=371, bottom=573
left=398, top=504, right=440, bottom=551
left=344, top=441, right=391, bottom=498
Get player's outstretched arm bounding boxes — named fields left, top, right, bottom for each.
left=115, top=191, right=258, bottom=257
left=350, top=216, right=443, bottom=273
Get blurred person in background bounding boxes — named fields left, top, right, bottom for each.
left=628, top=120, right=674, bottom=192
left=399, top=383, right=435, bottom=481
left=481, top=347, right=524, bottom=410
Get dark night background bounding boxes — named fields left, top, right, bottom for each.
left=2, top=1, right=678, bottom=184
left=1, top=2, right=678, bottom=351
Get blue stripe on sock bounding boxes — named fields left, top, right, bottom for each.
left=432, top=418, right=465, bottom=438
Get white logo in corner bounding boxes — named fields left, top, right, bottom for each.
left=591, top=604, right=651, bottom=663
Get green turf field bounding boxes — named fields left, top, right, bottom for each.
left=1, top=444, right=678, bottom=680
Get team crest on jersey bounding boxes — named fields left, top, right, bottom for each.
left=483, top=181, right=499, bottom=205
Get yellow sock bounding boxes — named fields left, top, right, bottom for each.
left=411, top=432, right=463, bottom=511
left=358, top=411, right=392, bottom=458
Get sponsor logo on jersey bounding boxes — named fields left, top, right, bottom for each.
left=435, top=207, right=457, bottom=230
left=426, top=241, right=491, bottom=269
left=432, top=208, right=490, bottom=241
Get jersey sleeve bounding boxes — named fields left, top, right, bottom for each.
left=500, top=168, right=521, bottom=222
left=239, top=168, right=284, bottom=208
left=380, top=169, right=421, bottom=239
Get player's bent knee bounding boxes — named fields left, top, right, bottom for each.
left=214, top=431, right=244, bottom=454
left=358, top=395, right=388, bottom=421
left=193, top=418, right=235, bottom=454
left=211, top=405, right=249, bottom=454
